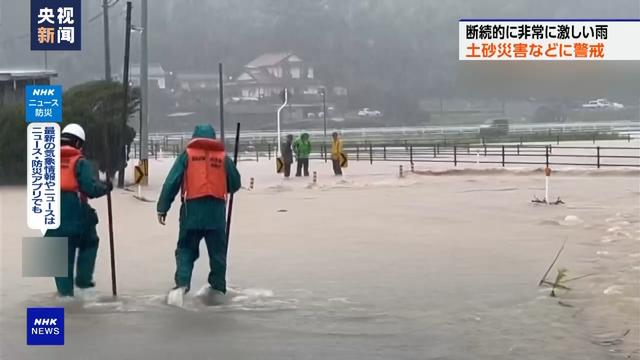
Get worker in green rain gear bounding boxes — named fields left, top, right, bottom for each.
left=46, top=123, right=112, bottom=297
left=293, top=132, right=312, bottom=176
left=157, top=124, right=241, bottom=301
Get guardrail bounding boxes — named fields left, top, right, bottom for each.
left=142, top=120, right=639, bottom=143
left=131, top=139, right=639, bottom=169
left=329, top=144, right=639, bottom=168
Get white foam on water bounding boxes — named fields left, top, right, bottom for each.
left=56, top=295, right=78, bottom=303
left=75, top=288, right=99, bottom=302
left=236, top=288, right=275, bottom=298
left=607, top=226, right=622, bottom=233
left=167, top=287, right=186, bottom=308
left=601, top=236, right=617, bottom=244
left=328, top=297, right=357, bottom=304
left=82, top=301, right=123, bottom=309
left=603, top=285, right=624, bottom=295
left=559, top=215, right=583, bottom=226
left=596, top=251, right=610, bottom=256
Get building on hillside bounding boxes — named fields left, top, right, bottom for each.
left=0, top=70, right=58, bottom=106
left=127, top=63, right=169, bottom=90
left=175, top=72, right=219, bottom=92
left=225, top=51, right=348, bottom=126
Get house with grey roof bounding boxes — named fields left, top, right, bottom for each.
left=0, top=69, right=58, bottom=106
left=225, top=51, right=348, bottom=125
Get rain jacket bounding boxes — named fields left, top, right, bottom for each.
left=281, top=139, right=294, bottom=164
left=46, top=156, right=109, bottom=237
left=157, top=124, right=241, bottom=230
left=331, top=138, right=343, bottom=160
left=293, top=133, right=311, bottom=160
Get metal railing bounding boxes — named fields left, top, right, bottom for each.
left=144, top=120, right=638, bottom=144
left=131, top=139, right=639, bottom=169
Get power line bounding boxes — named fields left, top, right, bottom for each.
left=89, top=0, right=121, bottom=23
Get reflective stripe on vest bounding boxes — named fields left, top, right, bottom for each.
left=182, top=138, right=227, bottom=200
left=60, top=146, right=82, bottom=192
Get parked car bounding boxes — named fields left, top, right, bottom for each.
left=231, top=96, right=259, bottom=103
left=357, top=108, right=383, bottom=117
left=581, top=98, right=624, bottom=109
left=479, top=118, right=509, bottom=137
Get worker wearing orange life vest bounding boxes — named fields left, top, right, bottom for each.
left=157, top=124, right=241, bottom=298
left=46, top=123, right=112, bottom=297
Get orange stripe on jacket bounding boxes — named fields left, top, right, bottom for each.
left=182, top=138, right=227, bottom=201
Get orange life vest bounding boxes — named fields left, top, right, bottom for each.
left=60, top=145, right=82, bottom=192
left=182, top=138, right=227, bottom=201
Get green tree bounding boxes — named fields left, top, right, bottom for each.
left=0, top=81, right=139, bottom=185
left=0, top=105, right=27, bottom=184
left=62, top=81, right=139, bottom=178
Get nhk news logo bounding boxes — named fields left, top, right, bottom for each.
left=27, top=307, right=64, bottom=346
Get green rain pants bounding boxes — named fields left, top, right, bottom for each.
left=49, top=227, right=99, bottom=297
left=174, top=226, right=228, bottom=294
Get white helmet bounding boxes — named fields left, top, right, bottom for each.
left=61, top=123, right=86, bottom=142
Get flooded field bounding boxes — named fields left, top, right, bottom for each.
left=1, top=146, right=638, bottom=359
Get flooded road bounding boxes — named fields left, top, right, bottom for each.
left=2, top=158, right=638, bottom=359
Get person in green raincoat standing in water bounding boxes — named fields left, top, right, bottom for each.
left=46, top=123, right=113, bottom=297
left=157, top=124, right=241, bottom=305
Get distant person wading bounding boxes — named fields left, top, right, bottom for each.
left=281, top=134, right=294, bottom=178
left=293, top=133, right=311, bottom=177
left=331, top=132, right=344, bottom=176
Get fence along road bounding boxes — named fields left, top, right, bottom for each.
left=135, top=138, right=639, bottom=169
left=144, top=120, right=640, bottom=144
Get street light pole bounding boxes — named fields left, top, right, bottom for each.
left=322, top=89, right=327, bottom=138
left=277, top=88, right=289, bottom=157
left=321, top=88, right=327, bottom=162
left=219, top=62, right=225, bottom=146
left=140, top=0, right=149, bottom=185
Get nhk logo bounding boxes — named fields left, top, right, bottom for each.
left=27, top=307, right=64, bottom=345
left=31, top=88, right=56, bottom=96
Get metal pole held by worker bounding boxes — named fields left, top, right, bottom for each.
left=226, top=122, right=241, bottom=241
left=219, top=63, right=225, bottom=148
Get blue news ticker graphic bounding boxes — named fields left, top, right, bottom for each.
left=31, top=0, right=81, bottom=51
left=25, top=85, right=63, bottom=123
left=26, top=307, right=64, bottom=346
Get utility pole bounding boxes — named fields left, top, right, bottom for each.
left=321, top=88, right=327, bottom=138
left=140, top=0, right=149, bottom=185
left=117, top=1, right=132, bottom=188
left=219, top=62, right=225, bottom=146
left=102, top=0, right=111, bottom=81
left=321, top=88, right=327, bottom=162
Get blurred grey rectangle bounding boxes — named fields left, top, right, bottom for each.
left=22, top=237, right=68, bottom=277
